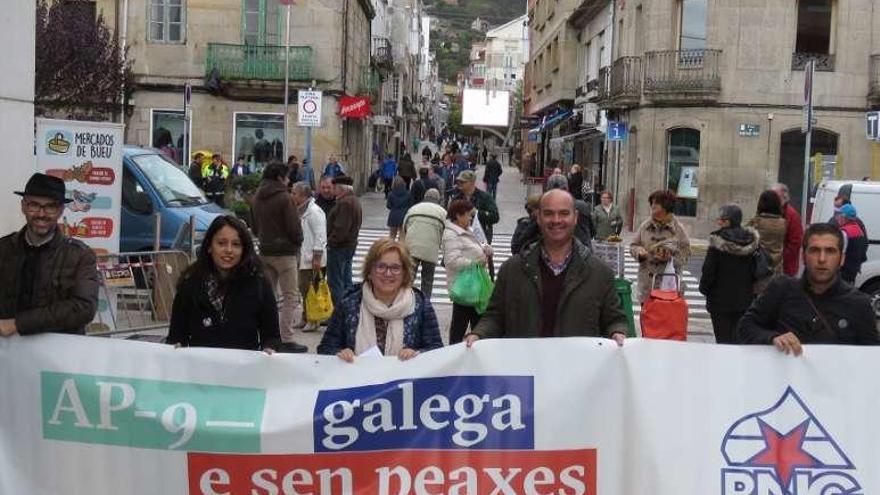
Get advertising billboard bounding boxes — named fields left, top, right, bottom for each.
left=461, top=88, right=510, bottom=127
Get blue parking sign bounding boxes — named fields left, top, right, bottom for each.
left=608, top=121, right=628, bottom=141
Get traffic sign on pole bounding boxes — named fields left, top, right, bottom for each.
left=298, top=90, right=322, bottom=127
left=867, top=111, right=880, bottom=141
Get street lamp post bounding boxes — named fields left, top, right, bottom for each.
left=281, top=0, right=294, bottom=160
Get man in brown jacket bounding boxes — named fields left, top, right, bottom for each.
left=326, top=175, right=362, bottom=306
left=466, top=190, right=628, bottom=345
left=0, top=173, right=99, bottom=337
left=251, top=162, right=307, bottom=352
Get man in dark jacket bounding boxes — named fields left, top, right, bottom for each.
left=483, top=154, right=503, bottom=199
left=315, top=176, right=337, bottom=216
left=835, top=204, right=868, bottom=284
left=251, top=162, right=307, bottom=353
left=737, top=222, right=879, bottom=355
left=398, top=153, right=417, bottom=189
left=513, top=174, right=593, bottom=253
left=410, top=167, right=438, bottom=205
left=0, top=173, right=99, bottom=337
left=466, top=190, right=628, bottom=344
left=699, top=205, right=760, bottom=344
left=326, top=175, right=363, bottom=307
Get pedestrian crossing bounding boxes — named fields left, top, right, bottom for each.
left=353, top=228, right=710, bottom=320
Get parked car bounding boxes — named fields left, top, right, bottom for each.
left=811, top=180, right=880, bottom=316
left=121, top=146, right=229, bottom=252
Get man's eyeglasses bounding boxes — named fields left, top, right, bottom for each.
left=23, top=200, right=62, bottom=215
left=373, top=262, right=403, bottom=275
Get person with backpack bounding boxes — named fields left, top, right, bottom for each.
left=836, top=204, right=868, bottom=285
left=699, top=205, right=761, bottom=344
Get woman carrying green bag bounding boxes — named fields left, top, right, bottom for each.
left=442, top=199, right=493, bottom=344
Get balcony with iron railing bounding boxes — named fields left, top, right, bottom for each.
left=206, top=43, right=312, bottom=82
left=371, top=37, right=393, bottom=69
left=359, top=67, right=382, bottom=98
left=597, top=66, right=611, bottom=105
left=869, top=55, right=880, bottom=107
left=643, top=49, right=721, bottom=103
left=606, top=56, right=642, bottom=108
left=792, top=52, right=835, bottom=72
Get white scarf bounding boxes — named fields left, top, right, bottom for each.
left=355, top=283, right=416, bottom=357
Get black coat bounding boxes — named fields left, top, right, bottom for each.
left=737, top=275, right=879, bottom=345
left=699, top=227, right=759, bottom=313
left=386, top=189, right=412, bottom=227
left=483, top=159, right=503, bottom=184
left=168, top=272, right=281, bottom=351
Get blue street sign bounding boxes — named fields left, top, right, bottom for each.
left=608, top=121, right=628, bottom=141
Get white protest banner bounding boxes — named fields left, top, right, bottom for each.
left=35, top=118, right=124, bottom=255
left=1, top=335, right=879, bottom=494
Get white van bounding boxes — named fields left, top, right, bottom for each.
left=811, top=180, right=880, bottom=314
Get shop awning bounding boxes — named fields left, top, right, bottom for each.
left=557, top=127, right=603, bottom=141
left=527, top=109, right=574, bottom=136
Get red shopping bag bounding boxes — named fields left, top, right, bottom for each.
left=640, top=274, right=688, bottom=341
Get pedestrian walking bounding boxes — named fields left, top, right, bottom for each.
left=442, top=199, right=492, bottom=344
left=318, top=239, right=442, bottom=361
left=567, top=164, right=584, bottom=201
left=204, top=154, right=229, bottom=207
left=737, top=223, right=879, bottom=353
left=448, top=169, right=500, bottom=278
left=315, top=176, right=337, bottom=216
left=630, top=189, right=691, bottom=303
left=483, top=153, right=503, bottom=199
left=188, top=152, right=204, bottom=188
left=747, top=190, right=786, bottom=293
left=511, top=194, right=542, bottom=255
left=481, top=146, right=488, bottom=165
left=167, top=215, right=281, bottom=352
left=466, top=190, right=628, bottom=346
left=386, top=176, right=412, bottom=241
left=699, top=205, right=761, bottom=344
left=398, top=152, right=417, bottom=189
left=286, top=155, right=300, bottom=183
left=835, top=204, right=868, bottom=284
left=326, top=175, right=362, bottom=307
left=591, top=190, right=623, bottom=240
left=323, top=154, right=345, bottom=178
left=291, top=181, right=327, bottom=332
left=403, top=189, right=446, bottom=299
left=230, top=155, right=250, bottom=177
left=381, top=153, right=398, bottom=196
left=0, top=173, right=99, bottom=337
left=410, top=167, right=439, bottom=205
left=772, top=183, right=804, bottom=276
left=251, top=162, right=307, bottom=353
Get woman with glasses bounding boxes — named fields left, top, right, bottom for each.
left=442, top=199, right=492, bottom=344
left=317, top=238, right=442, bottom=362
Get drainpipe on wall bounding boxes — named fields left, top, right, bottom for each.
left=119, top=0, right=129, bottom=127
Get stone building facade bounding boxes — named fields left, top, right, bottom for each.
left=96, top=0, right=376, bottom=187
left=603, top=0, right=880, bottom=236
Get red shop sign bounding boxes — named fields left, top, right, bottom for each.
left=339, top=96, right=372, bottom=119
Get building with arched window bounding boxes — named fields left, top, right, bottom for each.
left=585, top=0, right=880, bottom=237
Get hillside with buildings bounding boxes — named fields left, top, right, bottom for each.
left=427, top=0, right=526, bottom=82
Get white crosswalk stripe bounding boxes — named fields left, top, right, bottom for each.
left=353, top=228, right=709, bottom=320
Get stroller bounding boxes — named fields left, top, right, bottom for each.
left=639, top=272, right=688, bottom=341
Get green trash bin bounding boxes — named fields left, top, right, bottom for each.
left=614, top=278, right=637, bottom=338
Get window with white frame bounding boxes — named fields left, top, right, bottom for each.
left=148, top=0, right=185, bottom=43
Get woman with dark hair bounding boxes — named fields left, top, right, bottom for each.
left=442, top=199, right=491, bottom=344
left=318, top=239, right=442, bottom=362
left=630, top=189, right=691, bottom=302
left=168, top=215, right=281, bottom=353
left=747, top=190, right=786, bottom=292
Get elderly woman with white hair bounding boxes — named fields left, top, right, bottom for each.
left=291, top=181, right=327, bottom=331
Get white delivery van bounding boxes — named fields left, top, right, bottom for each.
left=811, top=180, right=880, bottom=315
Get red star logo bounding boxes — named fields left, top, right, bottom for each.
left=748, top=419, right=819, bottom=490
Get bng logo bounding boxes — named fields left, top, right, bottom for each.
left=720, top=387, right=862, bottom=495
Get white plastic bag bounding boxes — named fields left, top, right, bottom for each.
left=659, top=259, right=678, bottom=291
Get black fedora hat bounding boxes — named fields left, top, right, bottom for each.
left=14, top=173, right=72, bottom=203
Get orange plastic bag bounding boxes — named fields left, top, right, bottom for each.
left=640, top=274, right=688, bottom=341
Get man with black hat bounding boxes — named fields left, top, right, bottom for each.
left=0, top=173, right=99, bottom=336
left=326, top=175, right=362, bottom=306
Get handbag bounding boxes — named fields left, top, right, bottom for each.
left=305, top=273, right=334, bottom=322
left=752, top=246, right=773, bottom=280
